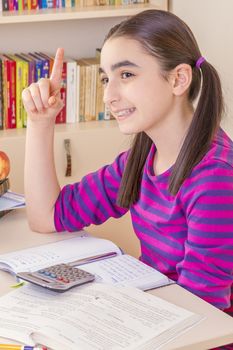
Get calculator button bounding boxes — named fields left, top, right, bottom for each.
left=62, top=278, right=70, bottom=283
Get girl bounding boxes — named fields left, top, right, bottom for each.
left=22, top=9, right=233, bottom=327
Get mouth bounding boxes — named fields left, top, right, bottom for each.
left=112, top=107, right=136, bottom=121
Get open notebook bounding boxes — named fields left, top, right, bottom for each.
left=0, top=232, right=174, bottom=291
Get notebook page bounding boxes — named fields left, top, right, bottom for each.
left=80, top=254, right=174, bottom=290
left=0, top=234, right=121, bottom=274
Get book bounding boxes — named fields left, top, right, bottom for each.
left=28, top=52, right=43, bottom=81
left=15, top=53, right=36, bottom=85
left=76, top=57, right=100, bottom=122
left=0, top=233, right=174, bottom=291
left=0, top=57, right=3, bottom=130
left=0, top=178, right=10, bottom=196
left=8, top=55, right=24, bottom=129
left=76, top=59, right=88, bottom=122
left=0, top=191, right=25, bottom=212
left=1, top=55, right=17, bottom=129
left=66, top=58, right=77, bottom=123
left=11, top=54, right=29, bottom=128
left=56, top=60, right=67, bottom=124
left=35, top=51, right=54, bottom=76
left=0, top=177, right=11, bottom=218
left=0, top=282, right=203, bottom=350
left=2, top=0, right=9, bottom=11
left=31, top=52, right=49, bottom=78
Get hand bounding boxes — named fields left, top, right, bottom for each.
left=22, top=48, right=65, bottom=123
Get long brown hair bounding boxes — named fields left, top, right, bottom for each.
left=104, top=10, right=224, bottom=208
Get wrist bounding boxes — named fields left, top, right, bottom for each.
left=27, top=116, right=56, bottom=130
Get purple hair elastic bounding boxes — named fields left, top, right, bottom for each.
left=195, top=56, right=205, bottom=69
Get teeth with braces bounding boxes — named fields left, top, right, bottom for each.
left=116, top=108, right=135, bottom=117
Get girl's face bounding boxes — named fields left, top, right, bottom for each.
left=100, top=37, right=175, bottom=136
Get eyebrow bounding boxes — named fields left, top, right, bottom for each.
left=99, top=60, right=140, bottom=74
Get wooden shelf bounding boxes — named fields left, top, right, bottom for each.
left=0, top=120, right=119, bottom=139
left=0, top=1, right=167, bottom=24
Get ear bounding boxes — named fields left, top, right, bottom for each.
left=170, top=64, right=192, bottom=96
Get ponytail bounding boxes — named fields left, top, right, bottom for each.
left=169, top=61, right=224, bottom=194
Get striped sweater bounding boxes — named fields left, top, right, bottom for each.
left=55, top=128, right=233, bottom=314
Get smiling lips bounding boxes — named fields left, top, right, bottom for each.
left=113, top=107, right=136, bottom=119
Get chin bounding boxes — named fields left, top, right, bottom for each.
left=118, top=122, right=142, bottom=136
left=118, top=126, right=136, bottom=135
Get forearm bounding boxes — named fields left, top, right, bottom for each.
left=25, top=118, right=60, bottom=232
left=22, top=48, right=65, bottom=232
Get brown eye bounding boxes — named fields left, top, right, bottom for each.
left=100, top=77, right=108, bottom=85
left=121, top=72, right=134, bottom=79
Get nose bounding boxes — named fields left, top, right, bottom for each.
left=103, top=80, right=120, bottom=106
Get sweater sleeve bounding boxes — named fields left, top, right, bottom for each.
left=54, top=151, right=129, bottom=232
left=177, top=160, right=233, bottom=310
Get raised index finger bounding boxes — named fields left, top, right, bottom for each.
left=50, top=47, right=64, bottom=95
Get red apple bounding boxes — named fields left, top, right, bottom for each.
left=0, top=151, right=10, bottom=180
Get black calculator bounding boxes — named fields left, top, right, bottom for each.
left=16, top=263, right=95, bottom=292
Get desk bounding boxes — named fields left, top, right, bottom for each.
left=1, top=209, right=233, bottom=350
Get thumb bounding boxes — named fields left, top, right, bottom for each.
left=48, top=95, right=64, bottom=110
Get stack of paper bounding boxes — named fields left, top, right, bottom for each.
left=0, top=191, right=25, bottom=212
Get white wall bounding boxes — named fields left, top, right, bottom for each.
left=0, top=17, right=122, bottom=57
left=170, top=0, right=233, bottom=137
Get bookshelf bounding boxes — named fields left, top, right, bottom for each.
left=0, top=0, right=168, bottom=169
left=0, top=1, right=168, bottom=185
left=0, top=0, right=168, bottom=192
left=0, top=1, right=168, bottom=23
left=0, top=0, right=167, bottom=256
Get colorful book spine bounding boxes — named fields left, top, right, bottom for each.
left=28, top=53, right=42, bottom=81
left=13, top=0, right=18, bottom=10
left=1, top=55, right=7, bottom=128
left=8, top=0, right=15, bottom=10
left=30, top=0, right=38, bottom=9
left=36, top=52, right=54, bottom=76
left=3, top=55, right=16, bottom=129
left=41, top=0, right=47, bottom=7
left=11, top=54, right=29, bottom=128
left=56, top=61, right=67, bottom=124
left=16, top=53, right=36, bottom=85
left=21, top=59, right=29, bottom=128
left=33, top=52, right=49, bottom=78
left=17, top=0, right=24, bottom=10
left=8, top=58, right=17, bottom=129
left=0, top=58, right=3, bottom=130
left=13, top=56, right=24, bottom=129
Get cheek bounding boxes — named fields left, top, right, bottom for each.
left=144, top=83, right=172, bottom=110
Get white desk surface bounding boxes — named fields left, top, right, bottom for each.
left=1, top=209, right=233, bottom=350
